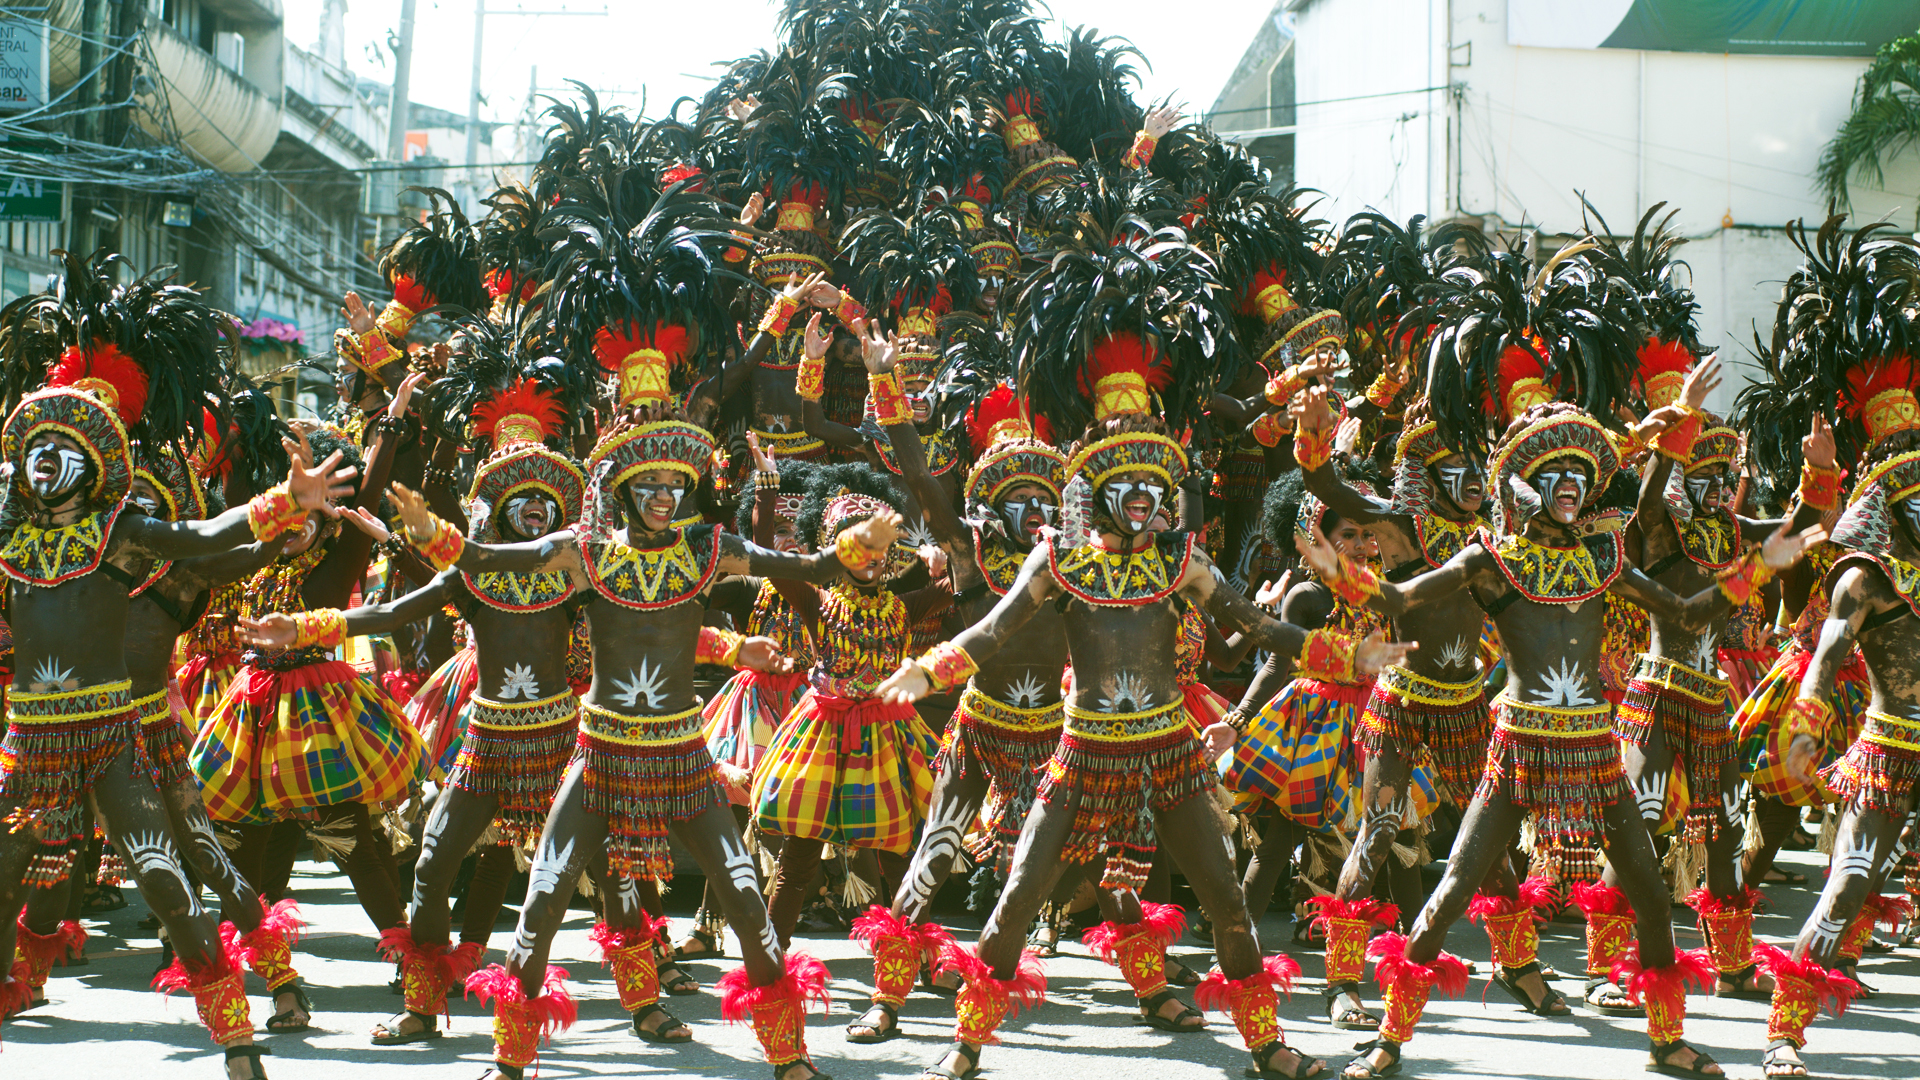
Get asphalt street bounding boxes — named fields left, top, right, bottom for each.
left=5, top=845, right=1914, bottom=1080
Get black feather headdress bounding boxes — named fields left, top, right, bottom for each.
left=375, top=186, right=487, bottom=317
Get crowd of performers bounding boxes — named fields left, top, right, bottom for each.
left=1, top=5, right=1918, bottom=1080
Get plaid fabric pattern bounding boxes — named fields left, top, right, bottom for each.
left=177, top=649, right=243, bottom=731
left=133, top=686, right=193, bottom=789
left=1180, top=680, right=1235, bottom=735
left=702, top=668, right=810, bottom=795
left=752, top=688, right=939, bottom=854
left=191, top=659, right=425, bottom=824
left=1358, top=665, right=1491, bottom=807
left=578, top=701, right=727, bottom=880
left=1224, top=677, right=1367, bottom=831
left=1735, top=646, right=1868, bottom=807
left=451, top=689, right=579, bottom=848
left=1617, top=654, right=1737, bottom=834
left=407, top=646, right=478, bottom=780
left=940, top=682, right=1064, bottom=869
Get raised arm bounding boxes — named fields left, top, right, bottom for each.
left=304, top=373, right=425, bottom=608
left=1610, top=519, right=1825, bottom=628
left=714, top=512, right=901, bottom=584
left=238, top=569, right=463, bottom=649
left=391, top=482, right=583, bottom=576
left=117, top=440, right=358, bottom=561
left=857, top=321, right=975, bottom=580
left=871, top=543, right=1059, bottom=703
left=167, top=538, right=289, bottom=593
left=1738, top=414, right=1839, bottom=544
left=1291, top=386, right=1393, bottom=524
left=1294, top=522, right=1481, bottom=618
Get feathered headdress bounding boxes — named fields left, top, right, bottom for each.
left=1328, top=211, right=1487, bottom=387
left=372, top=187, right=487, bottom=339
left=1580, top=198, right=1702, bottom=376
left=964, top=383, right=1065, bottom=509
left=478, top=184, right=546, bottom=322
left=840, top=206, right=979, bottom=377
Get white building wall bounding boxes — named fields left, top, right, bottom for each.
left=1288, top=0, right=1920, bottom=412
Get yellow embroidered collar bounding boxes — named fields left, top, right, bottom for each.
left=0, top=505, right=123, bottom=587
left=464, top=568, right=575, bottom=613
left=1484, top=528, right=1623, bottom=605
left=973, top=528, right=1028, bottom=596
left=583, top=525, right=720, bottom=610
left=1413, top=514, right=1481, bottom=570
left=1838, top=551, right=1920, bottom=619
left=875, top=428, right=958, bottom=477
left=1679, top=511, right=1737, bottom=570
left=1048, top=533, right=1193, bottom=607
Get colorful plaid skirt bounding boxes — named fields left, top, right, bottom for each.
left=1478, top=692, right=1626, bottom=854
left=938, top=682, right=1063, bottom=866
left=177, top=649, right=243, bottom=731
left=1735, top=646, right=1868, bottom=807
left=578, top=701, right=726, bottom=880
left=407, top=646, right=478, bottom=780
left=753, top=688, right=939, bottom=854
left=1616, top=654, right=1735, bottom=834
left=133, top=686, right=193, bottom=789
left=451, top=689, right=579, bottom=848
left=1823, top=711, right=1920, bottom=814
left=191, top=658, right=425, bottom=825
left=1, top=681, right=139, bottom=886
left=1223, top=676, right=1365, bottom=831
left=702, top=668, right=810, bottom=804
left=1040, top=697, right=1214, bottom=891
left=1358, top=665, right=1490, bottom=806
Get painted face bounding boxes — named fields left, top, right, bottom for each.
left=501, top=492, right=559, bottom=542
left=768, top=518, right=802, bottom=553
left=1684, top=464, right=1730, bottom=514
left=1098, top=469, right=1166, bottom=536
left=904, top=374, right=934, bottom=425
left=25, top=433, right=90, bottom=505
left=1530, top=455, right=1592, bottom=526
left=977, top=280, right=1000, bottom=312
left=995, top=482, right=1055, bottom=547
left=280, top=512, right=325, bottom=555
left=129, top=476, right=166, bottom=519
left=1429, top=453, right=1485, bottom=513
left=624, top=469, right=687, bottom=532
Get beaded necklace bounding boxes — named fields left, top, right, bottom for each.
left=816, top=580, right=907, bottom=694
left=239, top=547, right=329, bottom=619
left=748, top=579, right=815, bottom=667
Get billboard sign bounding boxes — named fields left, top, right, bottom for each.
left=1510, top=1, right=1914, bottom=58
left=0, top=16, right=47, bottom=112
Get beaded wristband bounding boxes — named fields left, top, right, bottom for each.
left=411, top=514, right=467, bottom=573
left=1798, top=461, right=1843, bottom=512
left=796, top=353, right=826, bottom=402
left=1122, top=130, right=1158, bottom=170
left=758, top=294, right=802, bottom=337
left=834, top=295, right=867, bottom=326
left=292, top=609, right=348, bottom=650
left=1249, top=411, right=1289, bottom=448
left=723, top=230, right=752, bottom=263
left=1715, top=548, right=1775, bottom=606
left=1223, top=708, right=1250, bottom=733
left=1365, top=369, right=1407, bottom=409
left=754, top=470, right=781, bottom=492
left=1296, top=627, right=1357, bottom=683
left=246, top=483, right=304, bottom=543
left=1293, top=422, right=1335, bottom=471
left=697, top=626, right=746, bottom=667
left=1263, top=365, right=1310, bottom=406
left=1652, top=406, right=1704, bottom=462
left=869, top=369, right=911, bottom=425
left=912, top=642, right=978, bottom=692
left=1324, top=553, right=1382, bottom=606
left=835, top=528, right=886, bottom=573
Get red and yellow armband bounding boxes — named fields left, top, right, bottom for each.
left=1715, top=547, right=1775, bottom=606
left=246, top=483, right=305, bottom=543
left=410, top=514, right=467, bottom=573
left=1249, top=411, right=1290, bottom=448
left=757, top=293, right=802, bottom=337
left=1798, top=461, right=1844, bottom=512
left=1323, top=552, right=1382, bottom=607
left=1263, top=364, right=1311, bottom=407
left=291, top=608, right=347, bottom=650
left=796, top=352, right=826, bottom=402
left=1365, top=368, right=1408, bottom=410
left=1293, top=422, right=1335, bottom=471
left=1122, top=129, right=1158, bottom=170
left=1296, top=627, right=1357, bottom=683
left=834, top=294, right=866, bottom=326
left=911, top=642, right=978, bottom=693
left=1781, top=696, right=1832, bottom=751
left=869, top=369, right=911, bottom=426
left=835, top=528, right=887, bottom=573
left=723, top=230, right=753, bottom=263
left=1652, top=406, right=1704, bottom=462
left=697, top=626, right=746, bottom=667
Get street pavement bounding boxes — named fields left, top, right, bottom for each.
left=5, top=845, right=1915, bottom=1079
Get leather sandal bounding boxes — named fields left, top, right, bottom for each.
left=1491, top=961, right=1571, bottom=1016
left=1762, top=1039, right=1808, bottom=1078
left=225, top=1044, right=271, bottom=1080
left=655, top=957, right=700, bottom=996
left=1647, top=1038, right=1721, bottom=1078
left=1323, top=982, right=1381, bottom=1030
left=630, top=1001, right=693, bottom=1044
left=1138, top=987, right=1206, bottom=1032
left=1585, top=976, right=1644, bottom=1017
left=1250, top=1038, right=1326, bottom=1079
left=918, top=1044, right=979, bottom=1080
left=370, top=1010, right=440, bottom=1045
left=846, top=1000, right=901, bottom=1044
left=265, top=983, right=313, bottom=1033
left=1341, top=1038, right=1402, bottom=1079
left=675, top=927, right=724, bottom=961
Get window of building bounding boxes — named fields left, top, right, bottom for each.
left=1269, top=43, right=1295, bottom=129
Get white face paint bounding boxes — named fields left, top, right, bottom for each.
left=27, top=443, right=87, bottom=500
left=611, top=660, right=669, bottom=710
left=498, top=664, right=541, bottom=701
left=1631, top=771, right=1668, bottom=822
left=1528, top=659, right=1597, bottom=708
left=124, top=832, right=203, bottom=917
left=998, top=497, right=1057, bottom=544
left=902, top=794, right=973, bottom=910
left=1100, top=479, right=1166, bottom=536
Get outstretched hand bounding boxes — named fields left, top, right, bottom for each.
left=1288, top=384, right=1336, bottom=442
left=1143, top=104, right=1183, bottom=139
left=738, top=635, right=795, bottom=674
left=1760, top=520, right=1827, bottom=571
left=387, top=370, right=425, bottom=422
left=1253, top=571, right=1293, bottom=609
left=847, top=508, right=902, bottom=554
left=284, top=444, right=356, bottom=517
left=238, top=614, right=297, bottom=649
left=341, top=291, right=374, bottom=335
left=1354, top=629, right=1417, bottom=676
left=339, top=506, right=393, bottom=543
left=1292, top=521, right=1344, bottom=581
left=737, top=191, right=765, bottom=228
left=746, top=430, right=779, bottom=475
left=874, top=660, right=931, bottom=705
left=389, top=483, right=434, bottom=542
left=860, top=321, right=898, bottom=374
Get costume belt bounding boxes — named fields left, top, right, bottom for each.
left=1491, top=691, right=1612, bottom=738
left=960, top=682, right=1065, bottom=732
left=1063, top=697, right=1187, bottom=742
left=1860, top=711, right=1920, bottom=754
left=469, top=688, right=579, bottom=731
left=132, top=687, right=170, bottom=722
left=579, top=702, right=703, bottom=746
left=11, top=680, right=134, bottom=722
left=1374, top=665, right=1483, bottom=705
left=1629, top=653, right=1727, bottom=703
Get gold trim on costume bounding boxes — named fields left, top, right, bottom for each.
left=1491, top=691, right=1612, bottom=738
left=469, top=688, right=580, bottom=731
left=132, top=687, right=170, bottom=721
left=579, top=702, right=704, bottom=746
left=1627, top=654, right=1728, bottom=704
left=960, top=682, right=1066, bottom=732
left=10, top=680, right=133, bottom=722
left=1064, top=696, right=1187, bottom=741
left=1373, top=665, right=1484, bottom=706
left=1860, top=711, right=1920, bottom=754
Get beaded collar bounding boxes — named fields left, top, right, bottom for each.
left=874, top=428, right=958, bottom=477
left=1481, top=527, right=1623, bottom=605
left=1413, top=513, right=1481, bottom=570
left=0, top=504, right=124, bottom=587
left=971, top=526, right=1029, bottom=596
left=815, top=581, right=908, bottom=694
left=582, top=524, right=720, bottom=611
left=1048, top=532, right=1193, bottom=608
left=1678, top=510, right=1738, bottom=571
left=463, top=568, right=576, bottom=613
left=1831, top=551, right=1920, bottom=620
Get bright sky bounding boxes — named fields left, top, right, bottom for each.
left=285, top=0, right=1278, bottom=134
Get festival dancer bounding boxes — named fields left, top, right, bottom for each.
left=1320, top=336, right=1821, bottom=1079
left=0, top=253, right=355, bottom=1078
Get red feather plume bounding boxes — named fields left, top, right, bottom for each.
left=594, top=322, right=690, bottom=374
left=390, top=272, right=435, bottom=313
left=47, top=341, right=149, bottom=424
left=1079, top=332, right=1171, bottom=398
left=472, top=378, right=565, bottom=445
left=1841, top=353, right=1915, bottom=420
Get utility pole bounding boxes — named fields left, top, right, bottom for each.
left=465, top=6, right=605, bottom=204
left=385, top=0, right=418, bottom=165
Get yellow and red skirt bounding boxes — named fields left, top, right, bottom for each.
left=177, top=649, right=243, bottom=731
left=1040, top=697, right=1213, bottom=891
left=133, top=685, right=193, bottom=789
left=1735, top=645, right=1868, bottom=807
left=752, top=688, right=939, bottom=855
left=1358, top=666, right=1490, bottom=806
left=1180, top=679, right=1235, bottom=734
left=191, top=655, right=425, bottom=825
left=451, top=689, right=579, bottom=848
left=938, top=682, right=1063, bottom=866
left=578, top=700, right=728, bottom=880
left=1824, top=711, right=1920, bottom=814
left=407, top=646, right=478, bottom=780
left=1223, top=677, right=1365, bottom=831
left=1718, top=645, right=1777, bottom=705
left=702, top=667, right=810, bottom=804
left=1479, top=692, right=1625, bottom=855
left=1617, top=654, right=1736, bottom=834
left=2, top=680, right=139, bottom=886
